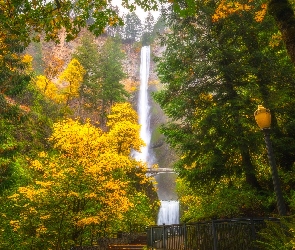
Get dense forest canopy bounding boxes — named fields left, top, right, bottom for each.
left=0, top=2, right=162, bottom=247
left=153, top=0, right=295, bottom=223
left=2, top=0, right=295, bottom=248
left=1, top=0, right=295, bottom=63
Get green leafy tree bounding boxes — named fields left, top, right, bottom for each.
left=154, top=0, right=295, bottom=220
left=73, top=36, right=129, bottom=127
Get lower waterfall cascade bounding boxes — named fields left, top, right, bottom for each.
left=157, top=200, right=180, bottom=225
left=136, top=46, right=179, bottom=226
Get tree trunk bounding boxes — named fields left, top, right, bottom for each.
left=240, top=146, right=262, bottom=190
left=269, top=0, right=295, bottom=65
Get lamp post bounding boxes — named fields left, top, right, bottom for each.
left=254, top=105, right=286, bottom=216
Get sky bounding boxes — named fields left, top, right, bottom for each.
left=111, top=0, right=160, bottom=22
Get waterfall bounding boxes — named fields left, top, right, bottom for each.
left=157, top=201, right=179, bottom=225
left=136, top=46, right=179, bottom=225
left=134, top=46, right=152, bottom=165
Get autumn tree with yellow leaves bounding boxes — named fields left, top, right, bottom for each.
left=34, top=58, right=85, bottom=107
left=0, top=103, right=158, bottom=249
left=58, top=58, right=86, bottom=106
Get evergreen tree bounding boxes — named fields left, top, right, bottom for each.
left=72, top=33, right=101, bottom=115
left=154, top=0, right=295, bottom=219
left=97, top=37, right=129, bottom=127
left=123, top=12, right=142, bottom=43
left=142, top=12, right=156, bottom=46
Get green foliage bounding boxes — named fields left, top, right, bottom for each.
left=97, top=37, right=129, bottom=126
left=255, top=217, right=295, bottom=250
left=154, top=0, right=295, bottom=220
left=0, top=35, right=31, bottom=96
left=72, top=32, right=102, bottom=113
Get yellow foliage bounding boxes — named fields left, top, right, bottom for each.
left=21, top=54, right=33, bottom=73
left=254, top=4, right=267, bottom=22
left=34, top=75, right=61, bottom=102
left=212, top=0, right=254, bottom=22
left=269, top=31, right=282, bottom=48
left=58, top=58, right=85, bottom=104
left=9, top=220, right=20, bottom=232
left=6, top=102, right=154, bottom=242
left=107, top=102, right=139, bottom=128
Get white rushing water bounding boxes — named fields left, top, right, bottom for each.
left=135, top=46, right=179, bottom=225
left=134, top=46, right=152, bottom=165
left=157, top=200, right=180, bottom=225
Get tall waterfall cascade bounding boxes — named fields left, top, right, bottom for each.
left=133, top=46, right=152, bottom=165
left=135, top=46, right=179, bottom=225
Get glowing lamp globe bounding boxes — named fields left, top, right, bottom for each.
left=254, top=105, right=271, bottom=129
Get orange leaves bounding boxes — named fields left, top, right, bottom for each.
left=212, top=0, right=254, bottom=22
left=254, top=4, right=267, bottom=22
left=212, top=1, right=268, bottom=23
left=43, top=53, right=64, bottom=79
left=269, top=31, right=282, bottom=48
left=121, top=78, right=138, bottom=93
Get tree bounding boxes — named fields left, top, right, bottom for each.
left=58, top=58, right=86, bottom=106
left=1, top=103, right=158, bottom=248
left=209, top=0, right=295, bottom=66
left=72, top=33, right=101, bottom=116
left=154, top=0, right=295, bottom=220
left=123, top=12, right=143, bottom=43
left=142, top=12, right=156, bottom=46
left=0, top=34, right=32, bottom=96
left=73, top=35, right=129, bottom=126
left=0, top=0, right=153, bottom=44
left=2, top=0, right=295, bottom=69
left=96, top=37, right=129, bottom=127
left=105, top=5, right=125, bottom=38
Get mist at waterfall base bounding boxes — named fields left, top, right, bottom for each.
left=134, top=46, right=179, bottom=225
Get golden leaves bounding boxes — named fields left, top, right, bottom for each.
left=269, top=31, right=282, bottom=48
left=254, top=4, right=267, bottom=22
left=212, top=0, right=254, bottom=22
left=9, top=220, right=20, bottom=232
left=58, top=58, right=85, bottom=103
left=107, top=102, right=139, bottom=128
left=34, top=58, right=85, bottom=105
left=34, top=75, right=59, bottom=101
left=5, top=101, right=154, bottom=240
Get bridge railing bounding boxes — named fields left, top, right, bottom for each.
left=147, top=217, right=280, bottom=250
